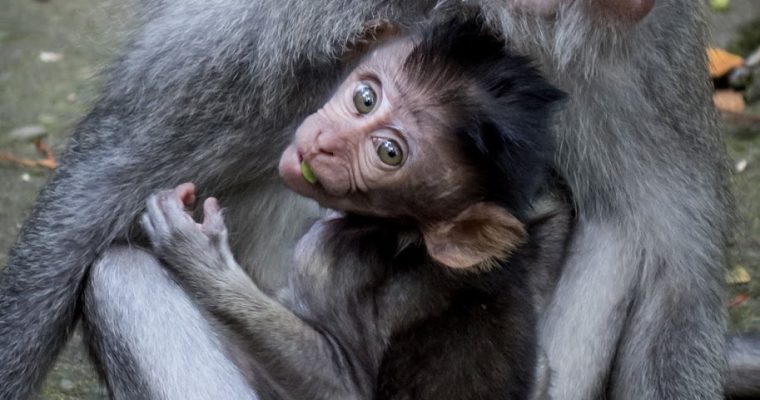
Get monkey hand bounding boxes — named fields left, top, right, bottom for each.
left=141, top=183, right=240, bottom=290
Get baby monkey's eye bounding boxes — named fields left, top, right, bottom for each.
left=353, top=83, right=377, bottom=114
left=376, top=139, right=403, bottom=166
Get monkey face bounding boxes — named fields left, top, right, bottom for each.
left=279, top=38, right=477, bottom=220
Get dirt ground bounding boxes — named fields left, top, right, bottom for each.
left=1, top=1, right=759, bottom=398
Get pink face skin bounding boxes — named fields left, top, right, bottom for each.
left=279, top=38, right=473, bottom=219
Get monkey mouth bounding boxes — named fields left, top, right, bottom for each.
left=280, top=144, right=357, bottom=211
left=279, top=145, right=328, bottom=199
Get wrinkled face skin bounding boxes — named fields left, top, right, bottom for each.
left=279, top=38, right=478, bottom=221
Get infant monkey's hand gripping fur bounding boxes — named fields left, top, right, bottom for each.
left=141, top=183, right=244, bottom=299
left=143, top=184, right=362, bottom=400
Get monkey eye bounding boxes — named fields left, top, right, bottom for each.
left=375, top=138, right=403, bottom=166
left=353, top=83, right=377, bottom=114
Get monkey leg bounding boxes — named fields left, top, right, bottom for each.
left=541, top=213, right=726, bottom=400
left=539, top=220, right=638, bottom=398
left=82, top=245, right=259, bottom=400
left=607, top=237, right=725, bottom=400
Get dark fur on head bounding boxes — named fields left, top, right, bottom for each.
left=402, top=17, right=565, bottom=218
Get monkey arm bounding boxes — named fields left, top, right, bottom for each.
left=184, top=264, right=369, bottom=400
left=206, top=277, right=368, bottom=400
left=142, top=186, right=367, bottom=399
left=164, top=260, right=368, bottom=400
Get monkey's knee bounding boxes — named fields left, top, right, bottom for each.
left=83, top=245, right=258, bottom=400
left=83, top=245, right=171, bottom=398
left=85, top=245, right=167, bottom=311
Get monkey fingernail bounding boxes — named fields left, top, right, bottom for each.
left=300, top=161, right=318, bottom=184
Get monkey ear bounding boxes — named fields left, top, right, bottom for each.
left=422, top=203, right=526, bottom=270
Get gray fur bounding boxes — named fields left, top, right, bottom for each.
left=726, top=333, right=760, bottom=399
left=0, top=1, right=729, bottom=399
left=138, top=185, right=571, bottom=399
left=83, top=246, right=258, bottom=400
left=480, top=1, right=729, bottom=398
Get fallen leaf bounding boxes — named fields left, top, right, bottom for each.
left=34, top=139, right=57, bottom=169
left=746, top=47, right=760, bottom=68
left=0, top=139, right=57, bottom=171
left=726, top=265, right=752, bottom=285
left=0, top=153, right=57, bottom=170
left=707, top=48, right=743, bottom=78
left=8, top=125, right=47, bottom=142
left=735, top=159, right=748, bottom=173
left=713, top=90, right=745, bottom=114
left=39, top=51, right=63, bottom=63
left=729, top=293, right=749, bottom=308
left=710, top=0, right=730, bottom=12
left=719, top=109, right=760, bottom=131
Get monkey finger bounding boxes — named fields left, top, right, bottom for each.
left=201, top=197, right=226, bottom=236
left=140, top=213, right=156, bottom=241
left=204, top=197, right=220, bottom=213
left=160, top=190, right=199, bottom=230
left=174, top=182, right=196, bottom=208
left=145, top=193, right=170, bottom=235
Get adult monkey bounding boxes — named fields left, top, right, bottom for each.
left=0, top=1, right=731, bottom=400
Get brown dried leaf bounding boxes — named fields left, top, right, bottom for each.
left=0, top=139, right=57, bottom=171
left=713, top=90, right=745, bottom=114
left=729, top=293, right=750, bottom=308
left=707, top=48, right=743, bottom=78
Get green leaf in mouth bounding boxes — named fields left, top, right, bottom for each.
left=300, top=161, right=318, bottom=184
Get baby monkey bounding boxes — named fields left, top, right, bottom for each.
left=142, top=18, right=569, bottom=400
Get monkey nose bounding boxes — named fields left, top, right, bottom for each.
left=297, top=145, right=333, bottom=164
left=314, top=130, right=337, bottom=157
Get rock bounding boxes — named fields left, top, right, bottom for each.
left=39, top=51, right=64, bottom=63
left=8, top=125, right=46, bottom=142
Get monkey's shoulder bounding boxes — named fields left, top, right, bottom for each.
left=289, top=212, right=536, bottom=324
left=290, top=212, right=547, bottom=299
left=295, top=214, right=425, bottom=268
left=289, top=214, right=426, bottom=300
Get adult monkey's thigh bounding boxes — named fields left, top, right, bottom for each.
left=83, top=246, right=259, bottom=400
left=489, top=1, right=729, bottom=399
